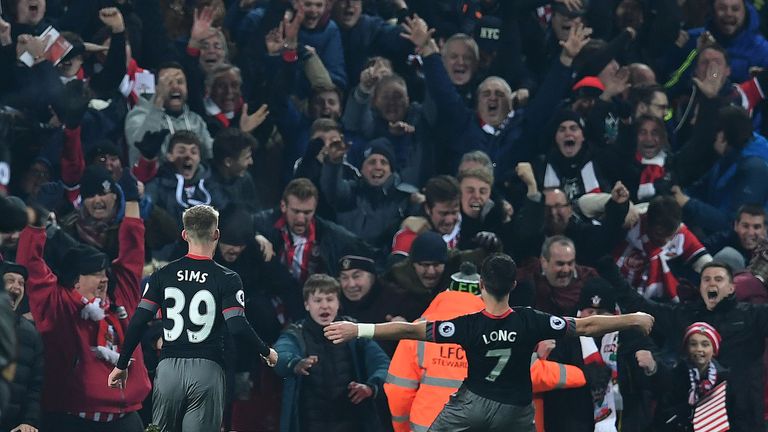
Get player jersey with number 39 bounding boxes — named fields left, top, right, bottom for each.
left=138, top=255, right=246, bottom=366
left=426, top=307, right=575, bottom=405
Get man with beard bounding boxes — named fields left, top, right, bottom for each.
left=252, top=178, right=371, bottom=282
left=514, top=161, right=629, bottom=266
left=125, top=62, right=213, bottom=166
left=702, top=204, right=768, bottom=270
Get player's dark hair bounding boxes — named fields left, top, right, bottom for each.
left=168, top=130, right=202, bottom=154
left=213, top=128, right=256, bottom=166
left=282, top=178, right=319, bottom=203
left=424, top=175, right=461, bottom=209
left=182, top=205, right=219, bottom=243
left=480, top=253, right=517, bottom=301
left=700, top=261, right=734, bottom=283
left=302, top=273, right=340, bottom=301
left=646, top=195, right=682, bottom=233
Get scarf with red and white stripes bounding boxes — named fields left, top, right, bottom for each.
left=636, top=151, right=666, bottom=201
left=204, top=96, right=244, bottom=128
left=275, top=216, right=317, bottom=283
left=581, top=332, right=620, bottom=432
left=118, top=59, right=145, bottom=107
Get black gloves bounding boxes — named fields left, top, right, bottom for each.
left=595, top=256, right=624, bottom=288
left=135, top=130, right=170, bottom=160
left=474, top=231, right=501, bottom=250
left=305, top=137, right=324, bottom=161
left=53, top=80, right=90, bottom=129
left=583, top=362, right=613, bottom=394
left=118, top=170, right=140, bottom=202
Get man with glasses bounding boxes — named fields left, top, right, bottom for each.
left=513, top=163, right=630, bottom=266
left=629, top=84, right=671, bottom=122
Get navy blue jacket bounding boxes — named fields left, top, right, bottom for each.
left=421, top=52, right=573, bottom=178
left=684, top=133, right=768, bottom=233
left=274, top=318, right=390, bottom=432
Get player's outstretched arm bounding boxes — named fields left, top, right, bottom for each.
left=574, top=312, right=654, bottom=337
left=325, top=321, right=427, bottom=344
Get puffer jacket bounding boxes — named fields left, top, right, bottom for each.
left=684, top=2, right=768, bottom=83
left=273, top=317, right=389, bottom=432
left=0, top=316, right=43, bottom=430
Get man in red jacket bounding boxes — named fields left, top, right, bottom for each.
left=17, top=195, right=151, bottom=431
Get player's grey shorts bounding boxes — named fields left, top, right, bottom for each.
left=428, top=385, right=535, bottom=432
left=152, top=357, right=225, bottom=432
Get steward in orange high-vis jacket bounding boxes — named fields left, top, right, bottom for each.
left=384, top=263, right=586, bottom=432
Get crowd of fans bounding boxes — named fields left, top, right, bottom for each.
left=2, top=0, right=768, bottom=430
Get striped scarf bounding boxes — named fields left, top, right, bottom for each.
left=689, top=363, right=717, bottom=406
left=275, top=216, right=317, bottom=283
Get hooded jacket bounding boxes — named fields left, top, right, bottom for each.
left=0, top=316, right=43, bottom=430
left=684, top=133, right=768, bottom=233
left=16, top=218, right=151, bottom=415
left=146, top=162, right=218, bottom=228
left=124, top=96, right=213, bottom=166
left=685, top=2, right=768, bottom=84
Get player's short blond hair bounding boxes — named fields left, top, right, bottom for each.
left=182, top=205, right=219, bottom=243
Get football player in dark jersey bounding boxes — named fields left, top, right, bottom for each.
left=325, top=253, right=654, bottom=431
left=108, top=205, right=277, bottom=432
